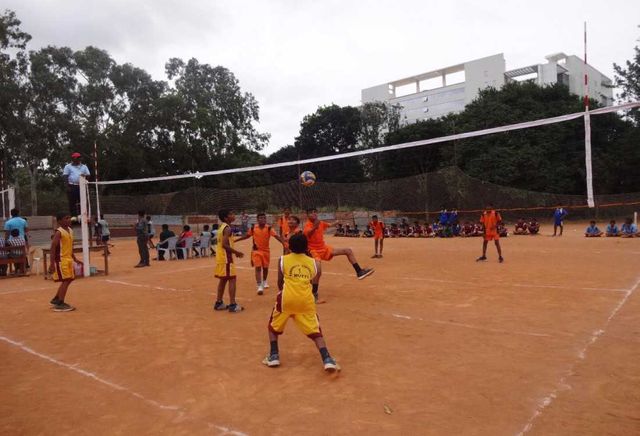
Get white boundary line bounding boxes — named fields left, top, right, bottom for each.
left=0, top=286, right=51, bottom=296
left=105, top=279, right=193, bottom=293
left=390, top=313, right=560, bottom=338
left=516, top=276, right=640, bottom=435
left=0, top=335, right=247, bottom=436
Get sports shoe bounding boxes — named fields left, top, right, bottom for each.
left=262, top=353, right=280, bottom=367
left=323, top=356, right=340, bottom=372
left=134, top=263, right=145, bottom=268
left=262, top=281, right=270, bottom=289
left=476, top=256, right=487, bottom=262
left=371, top=254, right=378, bottom=258
left=257, top=285, right=264, bottom=295
left=357, top=268, right=374, bottom=280
left=499, top=256, right=504, bottom=263
left=50, top=297, right=60, bottom=306
left=213, top=301, right=227, bottom=311
left=52, top=302, right=75, bottom=312
left=228, top=303, right=244, bottom=313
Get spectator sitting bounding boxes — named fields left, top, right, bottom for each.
left=383, top=226, right=391, bottom=238
left=351, top=224, right=360, bottom=237
left=344, top=224, right=352, bottom=237
left=432, top=222, right=441, bottom=237
left=620, top=218, right=639, bottom=238
left=497, top=222, right=508, bottom=237
left=156, top=224, right=176, bottom=261
left=7, top=228, right=26, bottom=275
left=390, top=223, right=401, bottom=238
left=460, top=221, right=475, bottom=237
left=473, top=222, right=484, bottom=237
left=452, top=222, right=461, bottom=237
left=176, top=225, right=194, bottom=258
left=192, top=224, right=212, bottom=256
left=363, top=225, right=373, bottom=238
left=334, top=223, right=345, bottom=236
left=528, top=218, right=540, bottom=235
left=514, top=218, right=528, bottom=235
left=605, top=220, right=619, bottom=237
left=585, top=221, right=603, bottom=237
left=424, top=223, right=434, bottom=237
left=413, top=222, right=423, bottom=237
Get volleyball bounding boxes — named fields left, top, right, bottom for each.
left=300, top=170, right=316, bottom=187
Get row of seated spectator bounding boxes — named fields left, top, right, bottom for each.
left=334, top=223, right=362, bottom=237
left=585, top=218, right=639, bottom=238
left=0, top=229, right=28, bottom=276
left=155, top=224, right=219, bottom=260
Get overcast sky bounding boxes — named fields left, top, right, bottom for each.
left=4, top=0, right=640, bottom=154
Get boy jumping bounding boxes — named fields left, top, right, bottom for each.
left=476, top=203, right=504, bottom=263
left=304, top=207, right=373, bottom=303
left=263, top=233, right=339, bottom=372
left=214, top=209, right=245, bottom=312
left=235, top=212, right=284, bottom=295
left=49, top=213, right=82, bottom=312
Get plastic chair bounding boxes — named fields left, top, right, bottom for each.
left=176, top=237, right=194, bottom=260
left=198, top=234, right=212, bottom=257
left=157, top=236, right=178, bottom=261
left=32, top=257, right=42, bottom=275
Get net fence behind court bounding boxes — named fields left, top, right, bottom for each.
left=92, top=166, right=640, bottom=221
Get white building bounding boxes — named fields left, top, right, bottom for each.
left=361, top=53, right=614, bottom=124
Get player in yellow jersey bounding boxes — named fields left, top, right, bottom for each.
left=263, top=233, right=339, bottom=372
left=48, top=213, right=83, bottom=312
left=214, top=209, right=245, bottom=312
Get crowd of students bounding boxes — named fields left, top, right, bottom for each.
left=1, top=208, right=29, bottom=276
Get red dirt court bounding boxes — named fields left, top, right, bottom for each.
left=1, top=223, right=639, bottom=435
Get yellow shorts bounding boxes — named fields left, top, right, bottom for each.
left=269, top=307, right=322, bottom=338
left=251, top=250, right=270, bottom=268
left=309, top=245, right=334, bottom=261
left=53, top=258, right=75, bottom=282
left=215, top=262, right=236, bottom=279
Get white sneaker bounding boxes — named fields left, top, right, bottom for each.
left=263, top=281, right=270, bottom=289
left=257, top=285, right=264, bottom=295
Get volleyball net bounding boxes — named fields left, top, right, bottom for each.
left=90, top=102, right=640, bottom=217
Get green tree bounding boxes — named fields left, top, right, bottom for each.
left=613, top=31, right=640, bottom=123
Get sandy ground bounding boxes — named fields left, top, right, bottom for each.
left=1, top=223, right=639, bottom=435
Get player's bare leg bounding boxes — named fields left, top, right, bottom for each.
left=379, top=239, right=384, bottom=257
left=214, top=278, right=229, bottom=310
left=332, top=247, right=374, bottom=280
left=51, top=280, right=75, bottom=312
left=227, top=278, right=243, bottom=312
left=477, top=241, right=488, bottom=261
left=255, top=267, right=264, bottom=295
left=312, top=270, right=325, bottom=304
left=495, top=240, right=504, bottom=263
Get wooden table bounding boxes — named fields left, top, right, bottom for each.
left=42, top=245, right=109, bottom=280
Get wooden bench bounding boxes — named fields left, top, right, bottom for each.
left=0, top=245, right=28, bottom=277
left=42, top=245, right=109, bottom=280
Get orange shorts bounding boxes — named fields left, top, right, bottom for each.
left=484, top=233, right=500, bottom=241
left=374, top=233, right=383, bottom=240
left=251, top=250, right=270, bottom=268
left=309, top=245, right=334, bottom=261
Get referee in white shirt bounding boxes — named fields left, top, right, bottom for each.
left=62, top=152, right=91, bottom=217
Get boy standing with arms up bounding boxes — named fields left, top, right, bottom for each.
left=235, top=212, right=284, bottom=295
left=369, top=215, right=385, bottom=258
left=263, top=233, right=339, bottom=372
left=49, top=213, right=82, bottom=312
left=476, top=203, right=504, bottom=263
left=214, top=209, right=245, bottom=312
left=552, top=205, right=568, bottom=237
left=304, top=207, right=373, bottom=303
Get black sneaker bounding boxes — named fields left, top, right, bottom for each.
left=213, top=301, right=227, bottom=311
left=476, top=256, right=487, bottom=262
left=499, top=256, right=504, bottom=263
left=52, top=302, right=75, bottom=312
left=262, top=353, right=280, bottom=367
left=228, top=303, right=244, bottom=313
left=357, top=268, right=374, bottom=280
left=50, top=297, right=60, bottom=306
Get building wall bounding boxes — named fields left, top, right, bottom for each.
left=563, top=55, right=614, bottom=106
left=462, top=54, right=505, bottom=104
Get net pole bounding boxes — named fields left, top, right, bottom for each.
left=584, top=21, right=595, bottom=208
left=8, top=187, right=15, bottom=212
left=94, top=141, right=101, bottom=219
left=79, top=177, right=91, bottom=277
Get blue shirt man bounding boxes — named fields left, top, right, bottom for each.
left=4, top=208, right=28, bottom=241
left=63, top=152, right=91, bottom=217
left=552, top=207, right=568, bottom=236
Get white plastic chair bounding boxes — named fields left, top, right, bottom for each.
left=157, top=236, right=178, bottom=261
left=176, top=237, right=194, bottom=260
left=197, top=234, right=212, bottom=257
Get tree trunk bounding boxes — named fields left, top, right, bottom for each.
left=27, top=163, right=38, bottom=216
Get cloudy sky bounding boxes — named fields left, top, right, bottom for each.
left=4, top=0, right=639, bottom=154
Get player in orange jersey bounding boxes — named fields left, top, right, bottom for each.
left=476, top=203, right=504, bottom=263
left=304, top=207, right=373, bottom=302
left=369, top=215, right=385, bottom=258
left=235, top=212, right=284, bottom=295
